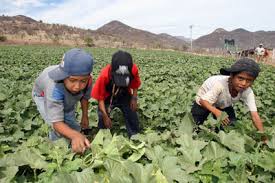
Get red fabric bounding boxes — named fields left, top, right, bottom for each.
left=91, top=64, right=141, bottom=101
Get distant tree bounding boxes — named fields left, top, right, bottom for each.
left=181, top=44, right=188, bottom=51
left=51, top=34, right=60, bottom=44
left=84, top=37, right=94, bottom=47
left=0, top=35, right=7, bottom=42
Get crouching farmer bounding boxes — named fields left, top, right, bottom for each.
left=191, top=58, right=266, bottom=140
left=91, top=50, right=141, bottom=137
left=32, top=48, right=94, bottom=153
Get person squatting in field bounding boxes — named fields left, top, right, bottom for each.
left=32, top=48, right=94, bottom=153
left=191, top=58, right=266, bottom=141
left=91, top=50, right=141, bottom=137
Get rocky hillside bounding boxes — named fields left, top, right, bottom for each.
left=0, top=15, right=188, bottom=50
left=97, top=21, right=188, bottom=50
left=194, top=28, right=275, bottom=49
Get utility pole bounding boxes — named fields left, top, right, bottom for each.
left=189, top=25, right=193, bottom=52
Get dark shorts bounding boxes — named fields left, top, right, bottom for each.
left=191, top=102, right=237, bottom=125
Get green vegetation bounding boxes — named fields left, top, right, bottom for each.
left=0, top=35, right=7, bottom=42
left=0, top=45, right=275, bottom=182
left=84, top=37, right=95, bottom=47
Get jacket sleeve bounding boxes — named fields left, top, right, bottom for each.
left=129, top=64, right=141, bottom=89
left=91, top=71, right=110, bottom=101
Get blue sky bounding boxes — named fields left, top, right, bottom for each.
left=0, top=0, right=274, bottom=39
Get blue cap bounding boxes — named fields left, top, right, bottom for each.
left=49, top=48, right=94, bottom=81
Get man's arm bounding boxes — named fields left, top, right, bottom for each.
left=199, top=99, right=230, bottom=125
left=99, top=100, right=112, bottom=128
left=53, top=122, right=90, bottom=153
left=80, top=98, right=89, bottom=129
left=130, top=89, right=138, bottom=111
left=250, top=111, right=264, bottom=132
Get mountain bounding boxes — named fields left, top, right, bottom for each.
left=97, top=20, right=188, bottom=50
left=175, top=36, right=191, bottom=43
left=194, top=28, right=275, bottom=49
left=0, top=15, right=188, bottom=50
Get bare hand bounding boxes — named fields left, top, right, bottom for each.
left=215, top=110, right=230, bottom=126
left=262, top=135, right=268, bottom=144
left=103, top=114, right=112, bottom=129
left=71, top=132, right=90, bottom=154
left=130, top=98, right=138, bottom=111
left=221, top=117, right=230, bottom=126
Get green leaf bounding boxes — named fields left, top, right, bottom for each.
left=145, top=145, right=166, bottom=164
left=267, top=135, right=275, bottom=150
left=176, top=134, right=208, bottom=173
left=228, top=152, right=249, bottom=167
left=103, top=159, right=132, bottom=183
left=123, top=161, right=157, bottom=183
left=202, top=141, right=229, bottom=160
left=92, top=129, right=113, bottom=146
left=252, top=151, right=275, bottom=172
left=160, top=156, right=191, bottom=183
left=229, top=165, right=249, bottom=183
left=128, top=147, right=145, bottom=162
left=0, top=149, right=48, bottom=169
left=0, top=166, right=18, bottom=182
left=61, top=158, right=83, bottom=172
left=0, top=93, right=6, bottom=102
left=178, top=113, right=194, bottom=136
left=154, top=169, right=168, bottom=183
left=218, top=130, right=245, bottom=153
left=199, top=159, right=229, bottom=181
left=51, top=167, right=99, bottom=183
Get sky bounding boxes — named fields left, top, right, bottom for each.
left=0, top=0, right=274, bottom=39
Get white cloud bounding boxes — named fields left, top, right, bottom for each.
left=1, top=0, right=275, bottom=38
left=12, top=0, right=45, bottom=8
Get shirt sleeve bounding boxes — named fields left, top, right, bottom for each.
left=241, top=88, right=257, bottom=111
left=91, top=72, right=110, bottom=101
left=200, top=83, right=223, bottom=105
left=129, top=64, right=141, bottom=89
left=45, top=85, right=65, bottom=123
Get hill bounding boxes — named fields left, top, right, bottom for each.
left=0, top=15, right=188, bottom=50
left=194, top=28, right=275, bottom=49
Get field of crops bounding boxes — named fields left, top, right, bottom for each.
left=0, top=45, right=275, bottom=182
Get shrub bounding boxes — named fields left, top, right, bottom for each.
left=0, top=35, right=7, bottom=42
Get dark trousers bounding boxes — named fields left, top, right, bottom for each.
left=191, top=102, right=237, bottom=125
left=98, top=96, right=140, bottom=137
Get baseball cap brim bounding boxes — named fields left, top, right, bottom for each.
left=48, top=66, right=69, bottom=81
left=113, top=74, right=130, bottom=87
left=220, top=68, right=231, bottom=75
left=220, top=67, right=242, bottom=75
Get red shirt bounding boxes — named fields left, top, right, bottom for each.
left=91, top=64, right=141, bottom=101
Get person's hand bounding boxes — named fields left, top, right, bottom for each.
left=71, top=132, right=90, bottom=154
left=221, top=117, right=230, bottom=126
left=130, top=97, right=138, bottom=111
left=103, top=114, right=112, bottom=129
left=215, top=110, right=230, bottom=126
left=262, top=135, right=268, bottom=144
left=80, top=115, right=89, bottom=129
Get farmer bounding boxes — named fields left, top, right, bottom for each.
left=91, top=50, right=141, bottom=137
left=191, top=58, right=265, bottom=135
left=32, top=48, right=94, bottom=153
left=255, top=43, right=265, bottom=62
